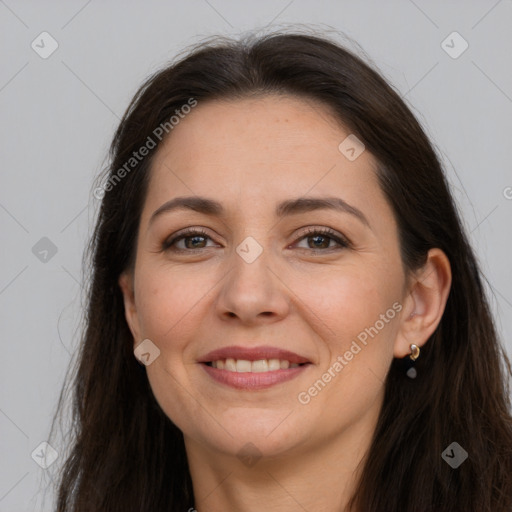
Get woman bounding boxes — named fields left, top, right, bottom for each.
left=51, top=31, right=512, bottom=511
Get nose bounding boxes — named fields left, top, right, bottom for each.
left=215, top=244, right=290, bottom=325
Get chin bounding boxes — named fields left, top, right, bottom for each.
left=197, top=410, right=309, bottom=458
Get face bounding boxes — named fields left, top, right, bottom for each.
left=120, top=95, right=410, bottom=460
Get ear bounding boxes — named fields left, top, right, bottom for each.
left=118, top=271, right=142, bottom=345
left=394, top=248, right=452, bottom=358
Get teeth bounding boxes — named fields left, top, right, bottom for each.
left=268, top=359, right=280, bottom=371
left=252, top=359, right=269, bottom=372
left=210, top=358, right=304, bottom=372
left=225, top=358, right=237, bottom=372
left=235, top=359, right=252, bottom=373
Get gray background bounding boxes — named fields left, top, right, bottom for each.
left=1, top=1, right=511, bottom=510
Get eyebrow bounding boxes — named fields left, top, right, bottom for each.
left=149, top=195, right=370, bottom=228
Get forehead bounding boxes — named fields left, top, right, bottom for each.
left=142, top=95, right=384, bottom=222
left=154, top=94, right=353, bottom=170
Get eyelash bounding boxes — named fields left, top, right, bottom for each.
left=161, top=227, right=351, bottom=253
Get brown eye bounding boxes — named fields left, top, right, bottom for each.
left=295, top=228, right=350, bottom=251
left=162, top=229, right=215, bottom=251
left=307, top=234, right=332, bottom=249
left=182, top=235, right=208, bottom=249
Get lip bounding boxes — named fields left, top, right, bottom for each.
left=198, top=345, right=312, bottom=390
left=201, top=363, right=310, bottom=390
left=198, top=345, right=310, bottom=365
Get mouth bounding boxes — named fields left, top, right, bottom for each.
left=198, top=346, right=312, bottom=390
left=204, top=358, right=306, bottom=371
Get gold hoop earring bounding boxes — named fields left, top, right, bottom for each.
left=409, top=344, right=420, bottom=361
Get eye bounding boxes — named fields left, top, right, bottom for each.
left=161, top=227, right=351, bottom=253
left=162, top=228, right=217, bottom=251
left=293, top=227, right=350, bottom=251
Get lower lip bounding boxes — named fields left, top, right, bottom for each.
left=201, top=363, right=310, bottom=390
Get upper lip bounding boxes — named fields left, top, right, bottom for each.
left=198, top=345, right=311, bottom=365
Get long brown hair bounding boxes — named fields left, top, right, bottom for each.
left=50, top=30, right=512, bottom=511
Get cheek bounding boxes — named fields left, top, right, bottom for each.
left=291, top=265, right=401, bottom=410
left=135, top=264, right=213, bottom=347
left=290, top=263, right=401, bottom=350
left=135, top=266, right=217, bottom=431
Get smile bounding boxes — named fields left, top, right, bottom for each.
left=207, top=358, right=302, bottom=372
left=201, top=362, right=310, bottom=390
left=198, top=345, right=312, bottom=390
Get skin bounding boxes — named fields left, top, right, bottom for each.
left=119, top=95, right=451, bottom=512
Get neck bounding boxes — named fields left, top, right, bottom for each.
left=184, top=400, right=381, bottom=512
